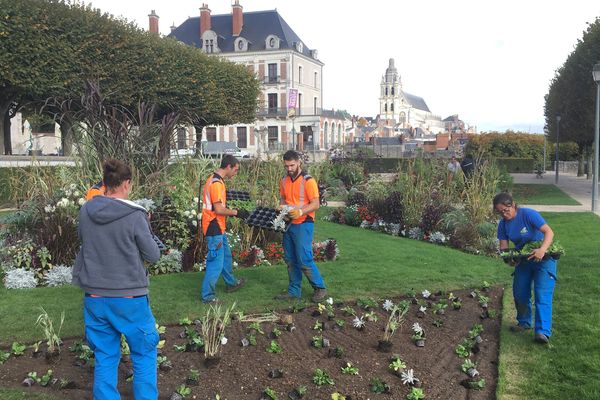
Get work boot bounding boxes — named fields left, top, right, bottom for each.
left=274, top=293, right=299, bottom=301
left=225, top=278, right=247, bottom=293
left=312, top=288, right=328, bottom=303
left=202, top=298, right=223, bottom=305
left=534, top=333, right=549, bottom=344
left=509, top=324, right=531, bottom=333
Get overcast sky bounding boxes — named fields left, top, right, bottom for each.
left=89, top=0, right=600, bottom=132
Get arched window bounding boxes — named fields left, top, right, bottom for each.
left=338, top=124, right=342, bottom=143
left=384, top=103, right=387, bottom=112
left=391, top=87, right=395, bottom=95
left=399, top=112, right=406, bottom=125
left=385, top=87, right=388, bottom=96
left=324, top=122, right=329, bottom=148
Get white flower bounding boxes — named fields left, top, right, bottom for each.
left=326, top=297, right=334, bottom=305
left=221, top=337, right=228, bottom=345
left=192, top=220, right=197, bottom=227
left=401, top=369, right=419, bottom=385
left=352, top=316, right=365, bottom=329
left=412, top=323, right=423, bottom=334
left=73, top=190, right=81, bottom=197
left=65, top=189, right=72, bottom=197
left=56, top=198, right=70, bottom=208
left=419, top=306, right=427, bottom=313
left=233, top=261, right=238, bottom=267
left=78, top=198, right=85, bottom=206
left=193, top=197, right=199, bottom=203
left=382, top=299, right=394, bottom=311
left=421, top=290, right=431, bottom=299
left=69, top=183, right=77, bottom=190
left=191, top=209, right=197, bottom=215
left=184, top=210, right=190, bottom=217
left=44, top=205, right=56, bottom=213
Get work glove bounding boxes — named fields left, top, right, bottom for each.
left=288, top=208, right=303, bottom=220
left=235, top=209, right=250, bottom=220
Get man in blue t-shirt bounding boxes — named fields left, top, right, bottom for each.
left=494, top=192, right=557, bottom=345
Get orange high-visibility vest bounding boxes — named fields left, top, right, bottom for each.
left=279, top=173, right=319, bottom=224
left=85, top=181, right=105, bottom=201
left=201, top=174, right=227, bottom=235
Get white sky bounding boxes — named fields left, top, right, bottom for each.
left=88, top=0, right=600, bottom=132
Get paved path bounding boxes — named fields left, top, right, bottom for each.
left=511, top=172, right=600, bottom=216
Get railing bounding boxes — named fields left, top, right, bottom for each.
left=256, top=107, right=288, bottom=117
left=262, top=76, right=282, bottom=85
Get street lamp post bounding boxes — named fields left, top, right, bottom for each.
left=543, top=127, right=547, bottom=173
left=555, top=115, right=561, bottom=184
left=592, top=62, right=600, bottom=212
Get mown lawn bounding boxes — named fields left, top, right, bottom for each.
left=1, top=211, right=599, bottom=400
left=511, top=183, right=581, bottom=205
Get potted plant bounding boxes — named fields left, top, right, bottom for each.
left=370, top=377, right=391, bottom=394
left=352, top=315, right=366, bottom=331
left=261, top=387, right=278, bottom=400
left=461, top=359, right=479, bottom=378
left=287, top=385, right=307, bottom=400
left=411, top=323, right=426, bottom=347
left=389, top=355, right=407, bottom=377
left=170, top=384, right=191, bottom=400
left=185, top=369, right=200, bottom=386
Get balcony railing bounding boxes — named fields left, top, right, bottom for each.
left=256, top=107, right=288, bottom=117
left=262, top=75, right=282, bottom=85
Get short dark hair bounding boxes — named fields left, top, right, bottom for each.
left=220, top=154, right=239, bottom=169
left=103, top=159, right=132, bottom=189
left=283, top=150, right=300, bottom=161
left=493, top=192, right=514, bottom=208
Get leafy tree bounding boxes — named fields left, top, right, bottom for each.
left=544, top=16, right=600, bottom=175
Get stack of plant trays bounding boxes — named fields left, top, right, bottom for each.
left=226, top=190, right=251, bottom=201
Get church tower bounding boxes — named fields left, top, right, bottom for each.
left=379, top=58, right=401, bottom=121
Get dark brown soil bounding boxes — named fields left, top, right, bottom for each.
left=0, top=287, right=503, bottom=400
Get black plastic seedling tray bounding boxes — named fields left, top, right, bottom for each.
left=226, top=190, right=251, bottom=201
left=245, top=206, right=290, bottom=232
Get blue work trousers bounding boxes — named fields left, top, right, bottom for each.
left=84, top=296, right=159, bottom=400
left=202, top=234, right=237, bottom=302
left=282, top=222, right=326, bottom=297
left=513, top=258, right=557, bottom=337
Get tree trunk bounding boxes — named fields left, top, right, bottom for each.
left=59, top=118, right=74, bottom=156
left=0, top=102, right=9, bottom=155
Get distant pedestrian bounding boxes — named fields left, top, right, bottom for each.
left=447, top=156, right=461, bottom=183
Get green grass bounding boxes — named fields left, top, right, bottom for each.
left=2, top=211, right=600, bottom=400
left=511, top=184, right=581, bottom=205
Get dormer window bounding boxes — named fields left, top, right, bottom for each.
left=295, top=42, right=303, bottom=53
left=266, top=35, right=280, bottom=50
left=235, top=37, right=248, bottom=52
left=201, top=30, right=220, bottom=54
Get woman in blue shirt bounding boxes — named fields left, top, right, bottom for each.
left=494, top=192, right=557, bottom=344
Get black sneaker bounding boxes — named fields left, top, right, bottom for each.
left=534, top=333, right=549, bottom=344
left=509, top=324, right=531, bottom=333
left=202, top=298, right=223, bottom=305
left=225, top=278, right=247, bottom=293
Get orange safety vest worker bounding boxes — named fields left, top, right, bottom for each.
left=85, top=181, right=105, bottom=201
left=279, top=173, right=319, bottom=224
left=201, top=173, right=227, bottom=235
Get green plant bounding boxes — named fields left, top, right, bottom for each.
left=246, top=333, right=257, bottom=346
left=466, top=378, right=486, bottom=390
left=266, top=340, right=282, bottom=354
left=311, top=335, right=324, bottom=349
left=357, top=297, right=378, bottom=310
left=176, top=384, right=192, bottom=397
left=468, top=324, right=484, bottom=339
left=341, top=305, right=356, bottom=316
left=341, top=362, right=359, bottom=375
left=335, top=319, right=345, bottom=328
left=39, top=369, right=53, bottom=387
left=331, top=393, right=347, bottom=400
left=188, top=369, right=200, bottom=382
left=389, top=356, right=407, bottom=372
left=313, top=320, right=324, bottom=331
left=295, top=385, right=307, bottom=397
left=11, top=342, right=26, bottom=356
left=262, top=387, right=278, bottom=400
left=461, top=359, right=477, bottom=374
left=0, top=351, right=10, bottom=364
left=271, top=327, right=282, bottom=338
left=455, top=340, right=472, bottom=358
left=248, top=321, right=265, bottom=334
left=406, top=387, right=425, bottom=400
left=35, top=307, right=65, bottom=353
left=179, top=317, right=193, bottom=326
left=313, top=368, right=334, bottom=386
left=370, top=377, right=390, bottom=393
left=27, top=371, right=40, bottom=383
left=382, top=303, right=409, bottom=341
left=201, top=303, right=235, bottom=358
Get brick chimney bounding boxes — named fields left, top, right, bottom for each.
left=200, top=3, right=211, bottom=37
left=148, top=10, right=159, bottom=35
left=232, top=0, right=243, bottom=37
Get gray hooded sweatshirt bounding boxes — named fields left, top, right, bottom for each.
left=72, top=196, right=160, bottom=297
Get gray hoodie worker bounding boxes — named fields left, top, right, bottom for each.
left=72, top=196, right=160, bottom=297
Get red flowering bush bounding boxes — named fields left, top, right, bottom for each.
left=357, top=205, right=377, bottom=223
left=264, top=242, right=285, bottom=262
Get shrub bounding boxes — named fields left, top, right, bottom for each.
left=149, top=250, right=183, bottom=275
left=381, top=191, right=404, bottom=225
left=347, top=190, right=367, bottom=207
left=4, top=268, right=38, bottom=289
left=331, top=161, right=365, bottom=188
left=44, top=265, right=73, bottom=286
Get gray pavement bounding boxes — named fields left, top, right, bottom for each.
left=511, top=172, right=600, bottom=216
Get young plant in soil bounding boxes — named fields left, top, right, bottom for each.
left=455, top=339, right=473, bottom=358
left=452, top=298, right=463, bottom=310
left=157, top=355, right=173, bottom=371
left=468, top=324, right=484, bottom=343
left=313, top=320, right=324, bottom=332
left=400, top=369, right=420, bottom=386
left=340, top=362, right=359, bottom=375
left=170, top=384, right=191, bottom=400
left=406, top=387, right=425, bottom=400
left=11, top=342, right=26, bottom=356
left=311, top=335, right=325, bottom=349
left=352, top=315, right=366, bottom=331
left=460, top=378, right=486, bottom=390
left=341, top=305, right=357, bottom=317
left=328, top=346, right=345, bottom=358
left=370, top=377, right=391, bottom=394
left=201, top=303, right=235, bottom=367
left=312, top=368, right=334, bottom=386
left=261, top=386, right=278, bottom=400
left=186, top=369, right=200, bottom=386
left=269, top=327, right=282, bottom=338
left=39, top=369, right=53, bottom=387
left=36, top=307, right=65, bottom=363
left=432, top=319, right=444, bottom=328
left=478, top=295, right=490, bottom=309
left=287, top=385, right=307, bottom=400
left=379, top=303, right=409, bottom=352
left=364, top=310, right=379, bottom=322
left=266, top=340, right=282, bottom=354
left=331, top=393, right=348, bottom=400
left=481, top=280, right=491, bottom=292
left=178, top=317, right=193, bottom=326
left=334, top=319, right=345, bottom=330
left=356, top=297, right=378, bottom=310
left=461, top=359, right=479, bottom=378
left=248, top=321, right=265, bottom=335
left=389, top=355, right=407, bottom=376
left=411, top=322, right=426, bottom=347
left=432, top=300, right=448, bottom=315
left=0, top=350, right=10, bottom=364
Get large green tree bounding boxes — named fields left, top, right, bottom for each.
left=0, top=0, right=259, bottom=155
left=544, top=16, right=600, bottom=174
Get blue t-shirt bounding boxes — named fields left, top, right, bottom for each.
left=497, top=207, right=546, bottom=250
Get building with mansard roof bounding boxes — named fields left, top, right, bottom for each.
left=158, top=1, right=351, bottom=156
